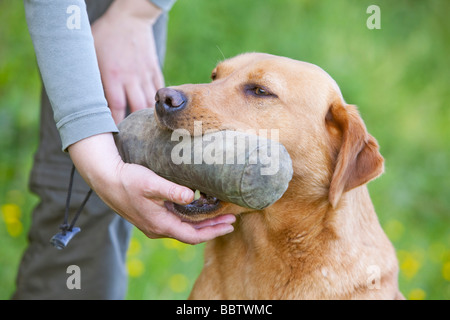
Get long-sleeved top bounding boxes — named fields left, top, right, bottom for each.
left=24, top=0, right=175, bottom=151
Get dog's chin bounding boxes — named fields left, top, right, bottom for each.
left=154, top=113, right=175, bottom=132
left=164, top=192, right=224, bottom=222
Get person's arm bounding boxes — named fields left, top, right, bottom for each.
left=24, top=0, right=235, bottom=244
left=91, top=0, right=165, bottom=124
left=24, top=0, right=117, bottom=150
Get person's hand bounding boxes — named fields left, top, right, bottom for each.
left=82, top=0, right=236, bottom=243
left=91, top=0, right=164, bottom=123
left=68, top=133, right=236, bottom=244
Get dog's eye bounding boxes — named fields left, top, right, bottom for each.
left=254, top=87, right=269, bottom=96
left=211, top=71, right=217, bottom=81
left=245, top=84, right=277, bottom=98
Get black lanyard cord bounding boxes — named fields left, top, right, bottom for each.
left=61, top=165, right=76, bottom=234
left=50, top=165, right=92, bottom=249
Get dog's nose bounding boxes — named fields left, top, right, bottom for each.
left=155, top=88, right=187, bottom=116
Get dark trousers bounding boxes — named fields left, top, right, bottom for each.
left=13, top=0, right=168, bottom=299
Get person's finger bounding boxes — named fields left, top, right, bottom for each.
left=167, top=219, right=235, bottom=245
left=189, top=214, right=236, bottom=229
left=103, top=77, right=127, bottom=124
left=142, top=79, right=158, bottom=109
left=152, top=66, right=165, bottom=91
left=141, top=169, right=194, bottom=205
left=141, top=65, right=164, bottom=109
left=125, top=80, right=147, bottom=113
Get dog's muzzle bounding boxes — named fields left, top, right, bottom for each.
left=155, top=87, right=187, bottom=121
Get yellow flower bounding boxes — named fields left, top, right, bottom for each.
left=6, top=221, right=23, bottom=237
left=127, top=258, right=145, bottom=278
left=162, top=238, right=199, bottom=262
left=1, top=203, right=23, bottom=237
left=163, top=238, right=188, bottom=251
left=443, top=262, right=450, bottom=281
left=169, top=273, right=189, bottom=293
left=127, top=237, right=142, bottom=256
left=1, top=203, right=21, bottom=223
left=408, top=288, right=426, bottom=300
left=398, top=250, right=422, bottom=279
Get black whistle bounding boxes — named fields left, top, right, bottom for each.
left=50, top=227, right=81, bottom=250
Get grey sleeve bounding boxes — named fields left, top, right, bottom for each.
left=150, top=0, right=176, bottom=12
left=24, top=0, right=118, bottom=151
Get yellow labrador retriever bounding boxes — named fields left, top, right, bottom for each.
left=155, top=53, right=403, bottom=299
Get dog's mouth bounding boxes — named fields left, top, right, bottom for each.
left=154, top=101, right=224, bottom=221
left=165, top=190, right=222, bottom=222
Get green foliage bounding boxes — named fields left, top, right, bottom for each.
left=1, top=0, right=449, bottom=300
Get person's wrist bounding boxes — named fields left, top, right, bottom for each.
left=108, top=0, right=163, bottom=24
left=68, top=133, right=123, bottom=191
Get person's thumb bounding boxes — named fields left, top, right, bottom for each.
left=142, top=169, right=194, bottom=205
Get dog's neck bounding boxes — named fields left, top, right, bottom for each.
left=232, top=185, right=384, bottom=268
left=264, top=185, right=380, bottom=246
left=200, top=184, right=399, bottom=299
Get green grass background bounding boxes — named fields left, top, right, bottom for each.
left=1, top=0, right=449, bottom=300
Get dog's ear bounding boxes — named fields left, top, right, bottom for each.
left=326, top=101, right=384, bottom=208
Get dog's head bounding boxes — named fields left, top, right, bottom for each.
left=156, top=53, right=383, bottom=220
